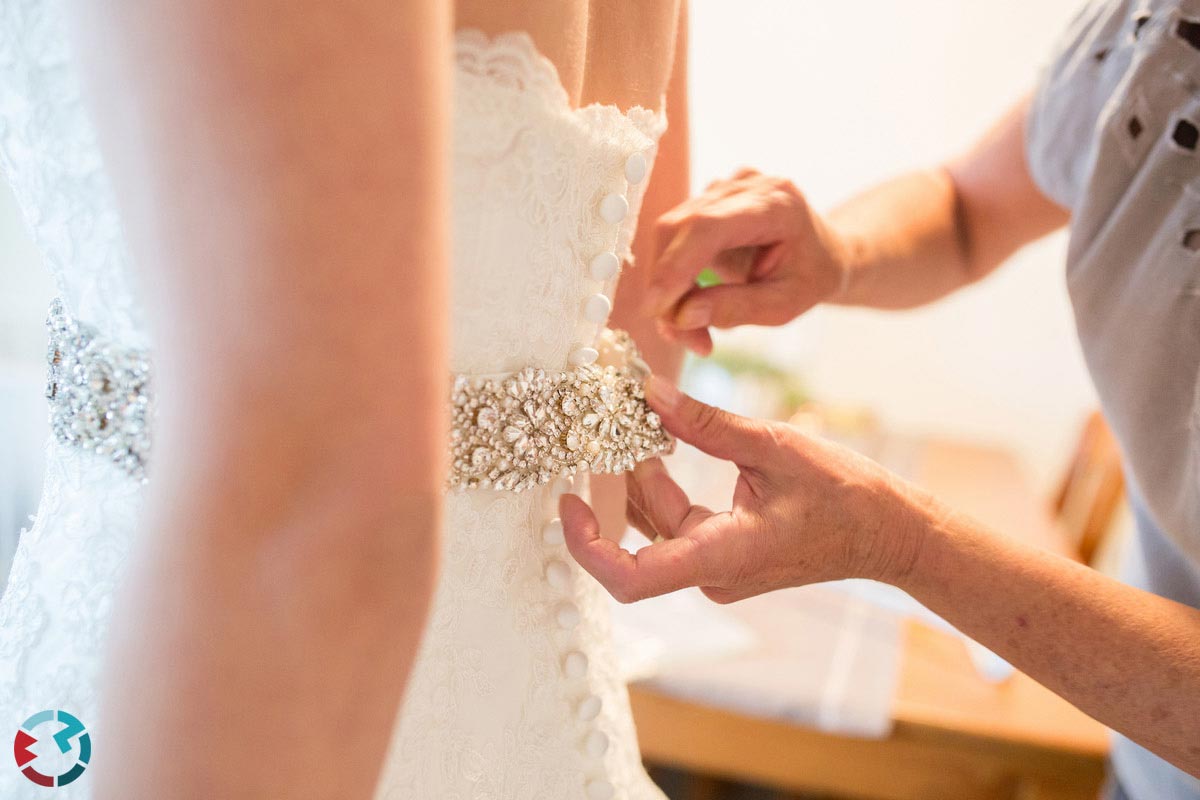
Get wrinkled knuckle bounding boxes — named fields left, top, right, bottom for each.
left=760, top=422, right=800, bottom=461
left=690, top=401, right=723, bottom=435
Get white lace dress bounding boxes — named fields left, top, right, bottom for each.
left=0, top=5, right=671, bottom=797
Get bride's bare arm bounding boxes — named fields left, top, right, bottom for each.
left=67, top=2, right=450, bottom=797
left=593, top=1, right=689, bottom=539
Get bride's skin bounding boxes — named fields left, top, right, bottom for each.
left=560, top=98, right=1200, bottom=777
left=68, top=0, right=683, bottom=797
left=72, top=1, right=452, bottom=797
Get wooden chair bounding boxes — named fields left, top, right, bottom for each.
left=1051, top=411, right=1126, bottom=566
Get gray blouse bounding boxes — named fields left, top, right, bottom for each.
left=1028, top=1, right=1200, bottom=796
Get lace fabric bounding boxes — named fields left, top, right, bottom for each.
left=1, top=11, right=669, bottom=799
left=452, top=29, right=665, bottom=375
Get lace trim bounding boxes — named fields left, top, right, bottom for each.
left=454, top=29, right=668, bottom=143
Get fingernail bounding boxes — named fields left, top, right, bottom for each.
left=675, top=300, right=711, bottom=330
left=644, top=375, right=681, bottom=411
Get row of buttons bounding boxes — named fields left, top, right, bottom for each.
left=567, top=150, right=650, bottom=369
left=542, top=477, right=614, bottom=800
left=555, top=145, right=651, bottom=800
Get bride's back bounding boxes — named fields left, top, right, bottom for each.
left=458, top=0, right=681, bottom=114
left=447, top=1, right=678, bottom=374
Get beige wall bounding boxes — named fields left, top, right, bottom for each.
left=689, top=0, right=1096, bottom=487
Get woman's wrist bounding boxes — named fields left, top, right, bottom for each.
left=861, top=478, right=954, bottom=590
left=822, top=214, right=870, bottom=306
left=882, top=482, right=975, bottom=597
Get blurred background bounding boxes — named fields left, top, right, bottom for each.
left=684, top=0, right=1096, bottom=489
left=0, top=1, right=1122, bottom=798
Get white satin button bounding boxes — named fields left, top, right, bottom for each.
left=585, top=730, right=609, bottom=757
left=583, top=293, right=612, bottom=323
left=625, top=151, right=648, bottom=184
left=589, top=251, right=620, bottom=281
left=576, top=695, right=602, bottom=721
left=586, top=779, right=615, bottom=799
left=542, top=518, right=565, bottom=545
left=556, top=602, right=581, bottom=629
left=545, top=560, right=570, bottom=589
left=569, top=347, right=598, bottom=366
left=563, top=650, right=588, bottom=678
left=599, top=193, right=628, bottom=224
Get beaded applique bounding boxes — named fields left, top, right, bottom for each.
left=43, top=301, right=673, bottom=491
left=447, top=328, right=674, bottom=492
left=45, top=298, right=153, bottom=482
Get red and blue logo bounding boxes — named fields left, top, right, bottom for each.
left=13, top=710, right=90, bottom=787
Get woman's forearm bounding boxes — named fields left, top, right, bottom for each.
left=828, top=168, right=970, bottom=309
left=898, top=498, right=1200, bottom=777
left=831, top=96, right=1069, bottom=309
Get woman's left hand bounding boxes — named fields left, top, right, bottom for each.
left=560, top=376, right=935, bottom=603
left=645, top=168, right=848, bottom=356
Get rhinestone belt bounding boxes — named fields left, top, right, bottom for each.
left=448, top=328, right=673, bottom=492
left=44, top=300, right=673, bottom=489
left=45, top=299, right=153, bottom=481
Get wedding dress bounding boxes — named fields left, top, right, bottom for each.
left=0, top=6, right=672, bottom=797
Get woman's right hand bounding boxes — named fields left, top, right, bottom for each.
left=559, top=376, right=931, bottom=603
left=644, top=168, right=849, bottom=355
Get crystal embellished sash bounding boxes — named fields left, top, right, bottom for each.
left=44, top=300, right=673, bottom=490
left=447, top=328, right=673, bottom=492
left=45, top=299, right=153, bottom=481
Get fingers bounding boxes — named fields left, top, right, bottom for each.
left=560, top=493, right=707, bottom=603
left=643, top=376, right=767, bottom=467
left=625, top=458, right=693, bottom=540
left=654, top=318, right=714, bottom=357
left=672, top=281, right=798, bottom=331
left=647, top=196, right=784, bottom=319
left=674, top=326, right=714, bottom=356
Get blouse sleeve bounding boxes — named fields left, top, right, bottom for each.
left=1026, top=0, right=1137, bottom=210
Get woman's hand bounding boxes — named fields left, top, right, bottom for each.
left=563, top=379, right=1200, bottom=778
left=560, top=376, right=932, bottom=602
left=645, top=169, right=849, bottom=355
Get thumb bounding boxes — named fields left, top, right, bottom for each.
left=643, top=377, right=765, bottom=466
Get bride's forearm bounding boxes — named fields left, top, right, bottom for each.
left=595, top=1, right=690, bottom=541
left=70, top=0, right=451, bottom=796
left=897, top=497, right=1200, bottom=777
